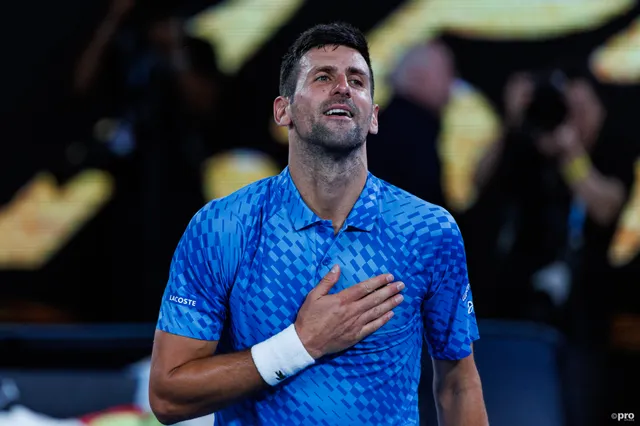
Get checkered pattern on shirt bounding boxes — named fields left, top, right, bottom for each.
left=157, top=166, right=479, bottom=426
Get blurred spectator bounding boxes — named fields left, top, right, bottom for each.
left=473, top=66, right=636, bottom=326
left=69, top=0, right=223, bottom=321
left=368, top=40, right=455, bottom=208
left=471, top=65, right=639, bottom=426
left=73, top=0, right=220, bottom=120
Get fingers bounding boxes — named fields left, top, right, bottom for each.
left=311, top=265, right=341, bottom=297
left=358, top=290, right=404, bottom=326
left=358, top=311, right=395, bottom=341
left=355, top=281, right=404, bottom=313
left=340, top=273, right=394, bottom=302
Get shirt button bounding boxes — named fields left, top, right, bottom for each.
left=322, top=258, right=331, bottom=266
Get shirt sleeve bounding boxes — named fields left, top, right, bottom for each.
left=156, top=202, right=245, bottom=341
left=422, top=209, right=479, bottom=360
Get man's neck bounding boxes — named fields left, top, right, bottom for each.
left=289, top=140, right=368, bottom=234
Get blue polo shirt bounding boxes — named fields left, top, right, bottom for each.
left=157, top=166, right=479, bottom=426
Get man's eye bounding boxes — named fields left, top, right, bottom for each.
left=350, top=79, right=364, bottom=86
left=315, top=75, right=329, bottom=81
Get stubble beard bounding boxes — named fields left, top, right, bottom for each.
left=302, top=118, right=367, bottom=159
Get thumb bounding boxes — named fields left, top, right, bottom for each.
left=314, top=264, right=341, bottom=296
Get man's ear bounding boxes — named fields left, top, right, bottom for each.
left=369, top=104, right=380, bottom=135
left=274, top=96, right=292, bottom=127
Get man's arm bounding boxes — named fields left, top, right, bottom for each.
left=73, top=0, right=131, bottom=95
left=474, top=73, right=533, bottom=190
left=149, top=204, right=262, bottom=425
left=149, top=266, right=404, bottom=425
left=474, top=136, right=506, bottom=190
left=421, top=209, right=488, bottom=426
left=150, top=21, right=218, bottom=117
left=170, top=47, right=218, bottom=117
left=169, top=37, right=218, bottom=117
left=559, top=139, right=626, bottom=226
left=149, top=331, right=267, bottom=425
left=433, top=351, right=488, bottom=426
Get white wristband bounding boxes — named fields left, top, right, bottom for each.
left=250, top=324, right=315, bottom=386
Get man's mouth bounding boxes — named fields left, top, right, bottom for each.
left=323, top=108, right=353, bottom=118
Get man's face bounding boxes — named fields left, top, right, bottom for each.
left=286, top=45, right=378, bottom=154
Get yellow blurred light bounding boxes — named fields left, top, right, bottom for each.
left=609, top=159, right=640, bottom=267
left=591, top=16, right=640, bottom=84
left=367, top=0, right=443, bottom=109
left=367, top=0, right=633, bottom=109
left=0, top=170, right=114, bottom=270
left=187, top=0, right=304, bottom=75
left=438, top=80, right=501, bottom=212
left=439, top=0, right=634, bottom=39
left=203, top=149, right=281, bottom=200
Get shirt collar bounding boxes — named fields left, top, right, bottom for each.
left=276, top=166, right=382, bottom=232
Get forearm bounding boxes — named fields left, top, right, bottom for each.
left=435, top=382, right=488, bottom=426
left=150, top=349, right=268, bottom=424
left=73, top=15, right=120, bottom=94
left=561, top=152, right=626, bottom=226
left=474, top=136, right=506, bottom=190
left=170, top=50, right=215, bottom=115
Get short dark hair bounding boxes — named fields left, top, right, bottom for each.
left=279, top=22, right=374, bottom=99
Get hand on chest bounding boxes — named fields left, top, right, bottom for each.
left=231, top=224, right=427, bottom=341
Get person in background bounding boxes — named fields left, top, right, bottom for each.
left=71, top=0, right=223, bottom=321
left=472, top=65, right=639, bottom=426
left=367, top=40, right=455, bottom=208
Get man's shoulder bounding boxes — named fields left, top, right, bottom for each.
left=374, top=176, right=461, bottom=241
left=191, top=175, right=278, bottom=231
left=376, top=176, right=454, bottom=222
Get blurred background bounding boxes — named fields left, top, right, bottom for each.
left=1, top=0, right=640, bottom=425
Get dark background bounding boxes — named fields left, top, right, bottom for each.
left=1, top=1, right=640, bottom=424
left=3, top=0, right=640, bottom=324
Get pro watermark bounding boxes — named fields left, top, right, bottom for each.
left=612, top=413, right=635, bottom=422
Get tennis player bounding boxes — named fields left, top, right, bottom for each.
left=149, top=22, right=488, bottom=426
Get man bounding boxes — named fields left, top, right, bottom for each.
left=368, top=40, right=456, bottom=208
left=149, top=22, right=487, bottom=426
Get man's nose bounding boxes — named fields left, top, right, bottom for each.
left=331, top=74, right=351, bottom=97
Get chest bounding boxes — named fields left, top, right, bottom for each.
left=227, top=220, right=430, bottom=346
